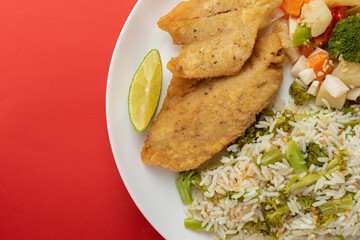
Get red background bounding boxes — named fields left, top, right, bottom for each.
left=0, top=0, right=163, bottom=239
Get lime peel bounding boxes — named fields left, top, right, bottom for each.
left=128, top=49, right=162, bottom=132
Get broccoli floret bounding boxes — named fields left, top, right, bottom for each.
left=274, top=110, right=295, bottom=132
left=297, top=195, right=316, bottom=212
left=316, top=214, right=338, bottom=228
left=237, top=124, right=269, bottom=148
left=342, top=119, right=360, bottom=129
left=285, top=140, right=309, bottom=173
left=306, top=143, right=327, bottom=167
left=175, top=170, right=199, bottom=204
left=316, top=193, right=353, bottom=229
left=289, top=81, right=311, bottom=106
left=283, top=173, right=321, bottom=196
left=283, top=156, right=347, bottom=196
left=184, top=218, right=209, bottom=231
left=319, top=193, right=353, bottom=216
left=236, top=110, right=272, bottom=148
left=264, top=205, right=290, bottom=228
left=325, top=156, right=346, bottom=175
left=262, top=197, right=281, bottom=211
left=339, top=149, right=350, bottom=155
left=260, top=149, right=284, bottom=166
left=192, top=172, right=208, bottom=194
left=207, top=161, right=224, bottom=170
left=295, top=112, right=320, bottom=119
left=261, top=197, right=290, bottom=228
left=329, top=16, right=360, bottom=63
left=341, top=103, right=358, bottom=115
left=227, top=190, right=257, bottom=202
left=262, top=108, right=276, bottom=117
left=242, top=221, right=270, bottom=236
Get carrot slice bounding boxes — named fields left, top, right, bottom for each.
left=280, top=0, right=304, bottom=17
left=306, top=52, right=331, bottom=81
left=299, top=45, right=315, bottom=58
left=307, top=52, right=329, bottom=72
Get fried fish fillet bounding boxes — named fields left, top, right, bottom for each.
left=158, top=0, right=281, bottom=44
left=158, top=0, right=282, bottom=79
left=166, top=8, right=263, bottom=80
left=141, top=34, right=285, bottom=172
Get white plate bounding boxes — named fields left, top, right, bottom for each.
left=106, top=0, right=292, bottom=239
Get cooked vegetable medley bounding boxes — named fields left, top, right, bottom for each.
left=276, top=0, right=360, bottom=109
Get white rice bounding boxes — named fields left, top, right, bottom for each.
left=185, top=102, right=360, bottom=239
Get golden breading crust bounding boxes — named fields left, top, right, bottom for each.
left=158, top=0, right=282, bottom=79
left=158, top=0, right=282, bottom=36
left=166, top=8, right=263, bottom=80
left=141, top=33, right=285, bottom=172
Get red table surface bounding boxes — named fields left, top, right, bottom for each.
left=0, top=1, right=164, bottom=239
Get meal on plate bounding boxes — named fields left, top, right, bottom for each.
left=128, top=0, right=360, bottom=238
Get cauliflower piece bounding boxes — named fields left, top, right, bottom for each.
left=316, top=83, right=347, bottom=109
left=299, top=68, right=316, bottom=85
left=332, top=56, right=360, bottom=88
left=301, top=0, right=332, bottom=37
left=307, top=81, right=320, bottom=96
left=322, top=75, right=349, bottom=98
left=347, top=88, right=360, bottom=101
left=291, top=55, right=307, bottom=77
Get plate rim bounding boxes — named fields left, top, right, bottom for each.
left=105, top=0, right=166, bottom=238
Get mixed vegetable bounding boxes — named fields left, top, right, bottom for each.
left=275, top=0, right=360, bottom=109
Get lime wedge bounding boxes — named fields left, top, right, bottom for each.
left=128, top=49, right=162, bottom=132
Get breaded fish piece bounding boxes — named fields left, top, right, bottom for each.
left=158, top=0, right=281, bottom=44
left=141, top=34, right=285, bottom=172
left=158, top=0, right=282, bottom=79
left=166, top=8, right=263, bottom=80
